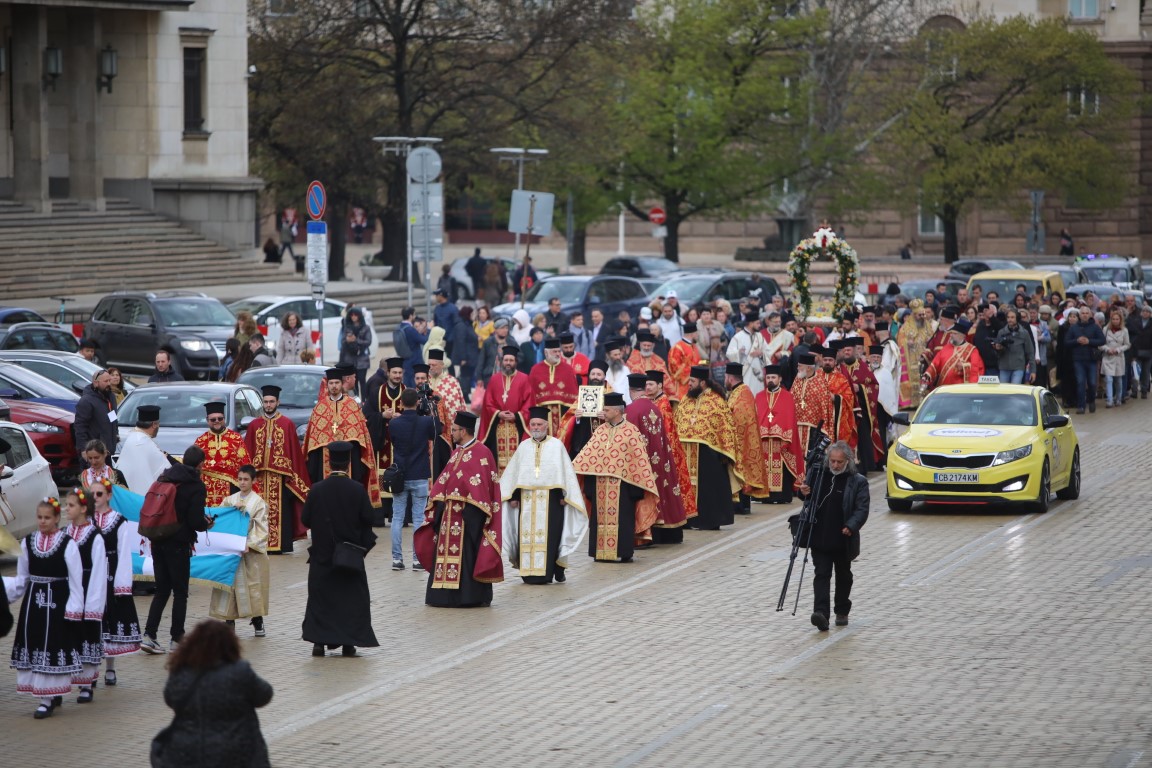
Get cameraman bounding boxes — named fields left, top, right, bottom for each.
left=796, top=440, right=869, bottom=632
left=386, top=389, right=436, bottom=571
left=992, top=308, right=1035, bottom=385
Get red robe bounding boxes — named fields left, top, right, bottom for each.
left=667, top=340, right=700, bottom=403
left=430, top=372, right=467, bottom=440
left=479, top=371, right=533, bottom=472
left=528, top=360, right=578, bottom=437
left=626, top=397, right=687, bottom=534
left=823, top=369, right=858, bottom=449
left=424, top=439, right=503, bottom=586
left=303, top=394, right=381, bottom=507
left=924, top=342, right=985, bottom=391
left=562, top=352, right=590, bottom=383
left=754, top=386, right=801, bottom=495
left=194, top=429, right=251, bottom=507
left=841, top=361, right=885, bottom=466
left=243, top=412, right=311, bottom=551
left=790, top=370, right=855, bottom=485
left=653, top=394, right=696, bottom=520
left=627, top=350, right=676, bottom=400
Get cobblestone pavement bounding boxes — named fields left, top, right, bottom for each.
left=2, top=408, right=1150, bottom=767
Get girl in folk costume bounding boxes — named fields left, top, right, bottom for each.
left=64, top=488, right=108, bottom=703
left=6, top=498, right=85, bottom=719
left=92, top=477, right=141, bottom=684
left=80, top=439, right=127, bottom=489
left=209, top=465, right=271, bottom=636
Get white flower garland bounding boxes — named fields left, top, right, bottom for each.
left=786, top=228, right=860, bottom=321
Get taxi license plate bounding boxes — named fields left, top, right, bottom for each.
left=934, top=472, right=979, bottom=483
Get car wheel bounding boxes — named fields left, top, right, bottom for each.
left=1055, top=448, right=1081, bottom=500
left=1032, top=460, right=1051, bottom=514
left=887, top=498, right=913, bottom=512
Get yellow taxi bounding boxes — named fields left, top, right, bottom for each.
left=886, top=378, right=1080, bottom=513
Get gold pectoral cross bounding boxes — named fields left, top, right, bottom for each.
left=768, top=412, right=774, bottom=422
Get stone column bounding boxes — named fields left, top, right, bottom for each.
left=11, top=5, right=50, bottom=212
left=68, top=10, right=104, bottom=211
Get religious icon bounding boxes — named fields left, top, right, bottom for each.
left=577, top=385, right=604, bottom=417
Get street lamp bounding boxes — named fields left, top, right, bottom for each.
left=491, top=147, right=548, bottom=262
left=374, top=136, right=443, bottom=309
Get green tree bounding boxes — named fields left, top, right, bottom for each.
left=876, top=15, right=1138, bottom=263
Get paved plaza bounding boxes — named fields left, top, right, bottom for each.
left=2, top=407, right=1150, bottom=767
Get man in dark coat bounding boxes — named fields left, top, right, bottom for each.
left=74, top=369, right=118, bottom=461
left=796, top=440, right=869, bottom=632
left=301, top=442, right=379, bottom=657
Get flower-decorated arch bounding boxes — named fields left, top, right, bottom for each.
left=786, top=226, right=860, bottom=321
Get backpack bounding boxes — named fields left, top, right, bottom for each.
left=138, top=480, right=181, bottom=540
left=393, top=325, right=412, bottom=358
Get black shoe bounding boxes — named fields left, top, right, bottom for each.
left=1089, top=401, right=1096, bottom=413
left=810, top=612, right=829, bottom=631
left=312, top=644, right=325, bottom=657
left=835, top=614, right=849, bottom=627
left=33, top=704, right=53, bottom=719
left=554, top=567, right=566, bottom=583
left=104, top=670, right=117, bottom=687
left=77, top=687, right=94, bottom=704
left=341, top=645, right=359, bottom=657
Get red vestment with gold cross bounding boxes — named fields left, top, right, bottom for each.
left=528, top=360, right=577, bottom=437
left=625, top=397, right=686, bottom=534
left=479, top=370, right=533, bottom=473
left=790, top=370, right=854, bottom=485
left=425, top=439, right=504, bottom=587
left=626, top=350, right=675, bottom=400
left=243, top=412, right=311, bottom=551
left=754, top=386, right=800, bottom=494
left=194, top=429, right=251, bottom=507
left=430, top=372, right=467, bottom=439
left=924, top=342, right=985, bottom=391
left=841, top=360, right=885, bottom=465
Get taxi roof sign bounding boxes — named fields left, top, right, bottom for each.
left=977, top=375, right=1000, bottom=384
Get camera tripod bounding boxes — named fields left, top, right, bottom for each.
left=777, top=428, right=830, bottom=615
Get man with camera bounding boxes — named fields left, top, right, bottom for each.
left=412, top=362, right=451, bottom=478
left=992, top=308, right=1036, bottom=385
left=795, top=440, right=869, bottom=632
left=384, top=389, right=436, bottom=572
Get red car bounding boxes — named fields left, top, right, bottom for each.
left=0, top=398, right=75, bottom=485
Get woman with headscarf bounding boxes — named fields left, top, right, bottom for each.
left=511, top=308, right=533, bottom=345
left=422, top=324, right=452, bottom=369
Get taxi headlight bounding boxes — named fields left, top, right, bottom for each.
left=992, top=444, right=1032, bottom=466
left=894, top=441, right=921, bottom=465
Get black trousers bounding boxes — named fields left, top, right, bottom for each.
left=812, top=547, right=854, bottom=619
left=145, top=540, right=192, bottom=642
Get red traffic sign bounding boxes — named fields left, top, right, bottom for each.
left=648, top=207, right=666, bottom=225
left=306, top=180, right=327, bottom=221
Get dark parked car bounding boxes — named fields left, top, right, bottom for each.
left=898, top=279, right=967, bottom=304
left=0, top=350, right=137, bottom=397
left=85, top=291, right=235, bottom=380
left=599, top=256, right=688, bottom=280
left=492, top=275, right=651, bottom=323
left=648, top=271, right=783, bottom=309
left=238, top=364, right=326, bottom=429
left=114, top=382, right=264, bottom=457
left=0, top=307, right=50, bottom=325
left=945, top=259, right=1025, bottom=281
left=0, top=361, right=81, bottom=412
left=0, top=397, right=77, bottom=484
left=0, top=322, right=80, bottom=353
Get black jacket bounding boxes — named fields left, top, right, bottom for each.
left=74, top=383, right=118, bottom=455
left=301, top=474, right=377, bottom=566
left=1127, top=314, right=1152, bottom=356
left=157, top=463, right=210, bottom=545
left=156, top=660, right=273, bottom=768
left=148, top=369, right=185, bottom=384
left=387, top=410, right=435, bottom=481
left=801, top=462, right=869, bottom=556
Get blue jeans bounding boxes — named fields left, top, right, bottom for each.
left=1073, top=359, right=1098, bottom=409
left=391, top=480, right=429, bottom=562
left=998, top=369, right=1025, bottom=384
left=1106, top=375, right=1124, bottom=404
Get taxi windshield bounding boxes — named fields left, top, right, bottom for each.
left=915, top=393, right=1037, bottom=427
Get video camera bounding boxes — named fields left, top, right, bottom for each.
left=415, top=382, right=441, bottom=417
left=805, top=430, right=832, bottom=470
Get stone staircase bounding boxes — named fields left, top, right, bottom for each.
left=0, top=198, right=266, bottom=300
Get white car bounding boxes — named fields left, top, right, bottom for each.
left=226, top=295, right=379, bottom=366
left=0, top=420, right=60, bottom=539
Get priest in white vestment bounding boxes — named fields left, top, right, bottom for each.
left=117, top=404, right=173, bottom=493
left=500, top=407, right=588, bottom=585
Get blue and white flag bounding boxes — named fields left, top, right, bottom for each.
left=110, top=486, right=249, bottom=592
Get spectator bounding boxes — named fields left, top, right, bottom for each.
left=149, top=347, right=185, bottom=384
left=78, top=338, right=99, bottom=362
left=588, top=308, right=606, bottom=358
left=656, top=302, right=683, bottom=345
left=482, top=260, right=507, bottom=306
left=276, top=311, right=313, bottom=363
left=511, top=309, right=533, bottom=345
left=511, top=255, right=538, bottom=299
left=386, top=389, right=436, bottom=571
left=899, top=242, right=912, bottom=260
left=74, top=369, right=118, bottom=464
left=519, top=326, right=545, bottom=374
left=1058, top=227, right=1074, bottom=256
left=432, top=289, right=460, bottom=345
left=1065, top=306, right=1105, bottom=414
left=992, top=308, right=1035, bottom=385
left=106, top=366, right=129, bottom=406
left=542, top=297, right=569, bottom=334
left=141, top=446, right=213, bottom=654
left=233, top=312, right=257, bottom=346
left=464, top=247, right=487, bottom=295
left=280, top=215, right=298, bottom=270
left=452, top=306, right=480, bottom=400
left=225, top=343, right=255, bottom=383
left=151, top=619, right=273, bottom=768
left=1128, top=304, right=1152, bottom=398
left=1102, top=310, right=1131, bottom=408
left=568, top=310, right=594, bottom=358
left=248, top=334, right=275, bottom=369
left=474, top=306, right=495, bottom=348
left=477, top=317, right=512, bottom=386
left=396, top=307, right=429, bottom=386
left=218, top=338, right=240, bottom=382
left=436, top=264, right=459, bottom=300
left=262, top=236, right=280, bottom=264
left=339, top=308, right=372, bottom=395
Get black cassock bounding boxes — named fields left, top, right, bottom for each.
left=307, top=444, right=367, bottom=487
left=301, top=474, right=379, bottom=648
left=508, top=488, right=566, bottom=585
left=687, top=444, right=734, bottom=531
left=583, top=475, right=644, bottom=563
left=424, top=502, right=493, bottom=608
left=566, top=416, right=600, bottom=460
left=363, top=372, right=399, bottom=526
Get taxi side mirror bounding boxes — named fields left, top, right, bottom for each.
left=890, top=412, right=911, bottom=426
left=1044, top=415, right=1070, bottom=429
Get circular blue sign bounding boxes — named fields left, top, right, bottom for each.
left=306, top=181, right=327, bottom=221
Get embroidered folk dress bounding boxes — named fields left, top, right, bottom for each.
left=7, top=531, right=85, bottom=697
left=95, top=509, right=142, bottom=656
left=66, top=522, right=108, bottom=686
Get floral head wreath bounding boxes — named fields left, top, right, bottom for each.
left=71, top=487, right=88, bottom=505
left=40, top=496, right=61, bottom=511
left=97, top=477, right=113, bottom=493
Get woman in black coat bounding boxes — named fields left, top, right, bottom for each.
left=451, top=306, right=481, bottom=400
left=152, top=619, right=273, bottom=768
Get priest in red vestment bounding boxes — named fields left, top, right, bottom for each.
left=644, top=370, right=696, bottom=523
left=667, top=322, right=702, bottom=403
left=627, top=331, right=675, bottom=400
left=560, top=332, right=590, bottom=383
left=480, top=346, right=533, bottom=472
left=790, top=350, right=853, bottom=486
left=815, top=346, right=858, bottom=450
left=754, top=365, right=800, bottom=503
left=419, top=411, right=503, bottom=608
left=363, top=357, right=404, bottom=524
left=624, top=373, right=687, bottom=545
left=923, top=318, right=985, bottom=392
left=724, top=362, right=772, bottom=514
left=244, top=385, right=311, bottom=553
left=303, top=367, right=381, bottom=507
left=528, top=338, right=578, bottom=437
left=194, top=401, right=251, bottom=506
left=836, top=339, right=885, bottom=473
left=572, top=392, right=660, bottom=563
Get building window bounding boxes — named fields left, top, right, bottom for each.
left=1067, top=86, right=1100, bottom=117
left=918, top=206, right=944, bottom=236
left=1068, top=0, right=1098, bottom=18
left=183, top=47, right=206, bottom=133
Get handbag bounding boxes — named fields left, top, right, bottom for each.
left=381, top=463, right=405, bottom=492
left=327, top=512, right=367, bottom=573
